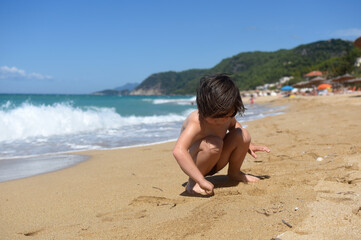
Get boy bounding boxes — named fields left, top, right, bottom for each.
left=173, top=74, right=270, bottom=196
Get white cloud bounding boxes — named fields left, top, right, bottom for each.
left=334, top=28, right=361, bottom=37
left=0, top=66, right=53, bottom=80
left=28, top=72, right=53, bottom=80
left=0, top=66, right=26, bottom=77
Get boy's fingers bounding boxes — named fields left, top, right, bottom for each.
left=248, top=149, right=257, bottom=158
left=254, top=145, right=270, bottom=153
left=205, top=189, right=214, bottom=195
left=201, top=185, right=214, bottom=196
left=261, top=147, right=270, bottom=152
left=263, top=146, right=271, bottom=152
left=200, top=180, right=214, bottom=193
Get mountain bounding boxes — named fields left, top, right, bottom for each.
left=131, top=69, right=207, bottom=95
left=131, top=39, right=361, bottom=95
left=92, top=82, right=139, bottom=95
left=115, top=82, right=139, bottom=91
left=92, top=89, right=122, bottom=95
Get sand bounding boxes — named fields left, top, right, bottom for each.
left=1, top=94, right=361, bottom=239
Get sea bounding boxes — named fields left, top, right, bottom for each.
left=0, top=94, right=285, bottom=182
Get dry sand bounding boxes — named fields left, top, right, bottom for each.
left=1, top=94, right=361, bottom=239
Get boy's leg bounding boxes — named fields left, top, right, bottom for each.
left=215, top=128, right=259, bottom=182
left=186, top=136, right=223, bottom=194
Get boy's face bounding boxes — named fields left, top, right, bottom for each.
left=205, top=110, right=237, bottom=125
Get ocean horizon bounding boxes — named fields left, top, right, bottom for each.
left=0, top=94, right=285, bottom=182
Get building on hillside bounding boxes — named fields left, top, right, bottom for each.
left=256, top=83, right=277, bottom=91
left=355, top=57, right=361, bottom=67
left=279, top=76, right=293, bottom=84
left=255, top=76, right=293, bottom=91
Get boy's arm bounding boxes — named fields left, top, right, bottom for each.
left=232, top=119, right=271, bottom=158
left=228, top=117, right=242, bottom=130
left=234, top=120, right=243, bottom=129
left=172, top=122, right=214, bottom=194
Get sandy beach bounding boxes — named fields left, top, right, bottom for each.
left=1, top=94, right=361, bottom=239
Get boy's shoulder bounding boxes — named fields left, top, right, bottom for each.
left=181, top=110, right=204, bottom=137
left=183, top=110, right=203, bottom=129
left=185, top=110, right=200, bottom=124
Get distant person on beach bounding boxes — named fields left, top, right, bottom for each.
left=250, top=94, right=255, bottom=104
left=173, top=74, right=270, bottom=196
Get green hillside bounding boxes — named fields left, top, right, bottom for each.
left=134, top=69, right=207, bottom=95
left=133, top=39, right=361, bottom=95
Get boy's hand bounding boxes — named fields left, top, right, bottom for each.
left=248, top=143, right=270, bottom=159
left=199, top=179, right=214, bottom=195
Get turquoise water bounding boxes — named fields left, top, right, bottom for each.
left=0, top=94, right=284, bottom=182
left=0, top=94, right=197, bottom=155
left=0, top=94, right=196, bottom=116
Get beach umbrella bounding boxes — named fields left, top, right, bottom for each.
left=354, top=36, right=361, bottom=49
left=304, top=71, right=322, bottom=77
left=317, top=83, right=332, bottom=90
left=345, top=78, right=361, bottom=84
left=281, top=85, right=294, bottom=91
left=309, top=76, right=326, bottom=86
left=293, top=81, right=311, bottom=88
left=331, top=74, right=355, bottom=83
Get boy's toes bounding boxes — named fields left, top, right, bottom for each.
left=245, top=174, right=260, bottom=183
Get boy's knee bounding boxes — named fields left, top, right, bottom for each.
left=203, top=136, right=223, bottom=154
left=231, top=128, right=251, bottom=145
left=242, top=128, right=251, bottom=144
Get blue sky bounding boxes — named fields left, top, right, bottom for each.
left=1, top=0, right=360, bottom=94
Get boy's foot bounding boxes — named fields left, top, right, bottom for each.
left=228, top=171, right=260, bottom=183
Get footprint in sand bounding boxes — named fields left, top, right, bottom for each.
left=352, top=206, right=361, bottom=216
left=347, top=178, right=361, bottom=184
left=320, top=196, right=353, bottom=203
left=216, top=190, right=243, bottom=196
left=325, top=175, right=361, bottom=185
left=256, top=202, right=285, bottom=216
left=96, top=209, right=148, bottom=222
left=275, top=154, right=290, bottom=160
left=316, top=189, right=359, bottom=204
left=96, top=196, right=184, bottom=223
left=246, top=187, right=266, bottom=196
left=129, top=196, right=183, bottom=207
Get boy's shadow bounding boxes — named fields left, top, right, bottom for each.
left=180, top=174, right=270, bottom=197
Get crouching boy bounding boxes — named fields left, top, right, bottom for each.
left=173, top=74, right=270, bottom=196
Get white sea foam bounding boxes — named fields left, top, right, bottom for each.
left=1, top=101, right=12, bottom=109
left=0, top=99, right=284, bottom=162
left=0, top=102, right=191, bottom=143
left=143, top=96, right=196, bottom=105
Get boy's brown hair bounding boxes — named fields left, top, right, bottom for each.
left=196, top=74, right=245, bottom=118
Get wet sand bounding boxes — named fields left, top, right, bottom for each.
left=1, top=94, right=360, bottom=239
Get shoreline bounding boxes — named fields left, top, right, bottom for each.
left=1, top=94, right=360, bottom=239
left=0, top=138, right=179, bottom=183
left=0, top=101, right=285, bottom=183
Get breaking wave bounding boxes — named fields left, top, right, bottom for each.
left=0, top=101, right=190, bottom=143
